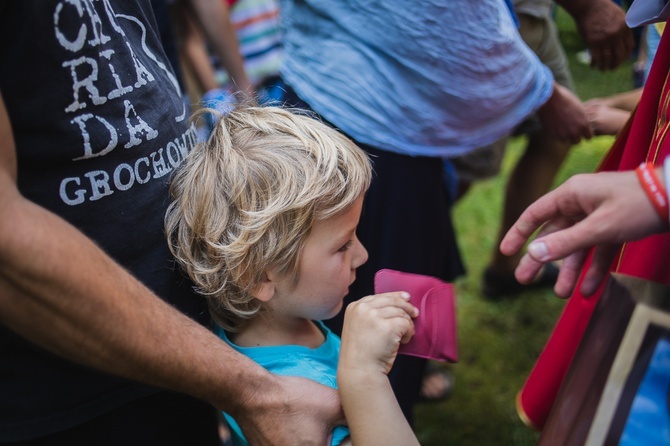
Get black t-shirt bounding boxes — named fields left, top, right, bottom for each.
left=0, top=1, right=209, bottom=440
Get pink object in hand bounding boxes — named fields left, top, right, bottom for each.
left=374, top=269, right=458, bottom=362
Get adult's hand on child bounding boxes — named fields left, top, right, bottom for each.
left=500, top=170, right=667, bottom=298
left=339, top=292, right=417, bottom=376
left=235, top=374, right=345, bottom=446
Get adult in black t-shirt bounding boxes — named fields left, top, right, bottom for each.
left=0, top=1, right=339, bottom=444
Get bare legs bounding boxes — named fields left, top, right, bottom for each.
left=488, top=130, right=571, bottom=278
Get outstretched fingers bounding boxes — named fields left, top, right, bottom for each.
left=500, top=184, right=580, bottom=257
left=580, top=244, right=621, bottom=296
left=552, top=250, right=587, bottom=298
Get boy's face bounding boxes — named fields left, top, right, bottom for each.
left=270, top=196, right=368, bottom=321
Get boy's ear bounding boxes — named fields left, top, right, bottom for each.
left=251, top=281, right=275, bottom=302
left=250, top=270, right=277, bottom=302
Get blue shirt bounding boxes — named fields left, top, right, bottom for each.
left=279, top=0, right=554, bottom=158
left=218, top=322, right=350, bottom=446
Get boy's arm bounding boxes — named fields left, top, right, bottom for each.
left=589, top=87, right=643, bottom=112
left=0, top=93, right=341, bottom=445
left=337, top=292, right=420, bottom=446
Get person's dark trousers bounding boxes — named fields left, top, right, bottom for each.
left=6, top=392, right=220, bottom=446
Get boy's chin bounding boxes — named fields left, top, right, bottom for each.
left=323, top=301, right=344, bottom=320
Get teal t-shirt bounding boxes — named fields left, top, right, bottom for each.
left=217, top=321, right=350, bottom=445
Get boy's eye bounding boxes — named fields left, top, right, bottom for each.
left=338, top=240, right=354, bottom=252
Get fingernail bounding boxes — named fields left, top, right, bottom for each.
left=401, top=292, right=410, bottom=300
left=581, top=277, right=600, bottom=297
left=528, top=241, right=549, bottom=261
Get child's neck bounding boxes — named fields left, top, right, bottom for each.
left=231, top=315, right=326, bottom=349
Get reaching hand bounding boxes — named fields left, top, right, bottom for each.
left=500, top=170, right=667, bottom=298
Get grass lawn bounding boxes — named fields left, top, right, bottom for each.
left=413, top=8, right=635, bottom=445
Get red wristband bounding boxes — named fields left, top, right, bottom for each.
left=635, top=162, right=669, bottom=222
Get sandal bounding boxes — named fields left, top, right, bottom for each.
left=419, top=364, right=454, bottom=403
left=481, top=262, right=559, bottom=299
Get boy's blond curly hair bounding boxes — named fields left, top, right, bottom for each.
left=165, top=105, right=372, bottom=332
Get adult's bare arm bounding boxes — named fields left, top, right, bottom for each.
left=185, top=0, right=252, bottom=94
left=0, top=94, right=341, bottom=445
left=500, top=170, right=667, bottom=298
left=558, top=0, right=634, bottom=71
left=178, top=9, right=221, bottom=93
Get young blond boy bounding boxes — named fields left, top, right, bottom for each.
left=165, top=106, right=419, bottom=445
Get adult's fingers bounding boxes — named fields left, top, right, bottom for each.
left=525, top=210, right=615, bottom=263
left=511, top=215, right=571, bottom=284
left=590, top=44, right=613, bottom=72
left=553, top=250, right=587, bottom=298
left=500, top=196, right=577, bottom=258
left=500, top=196, right=564, bottom=256
left=580, top=244, right=621, bottom=296
left=514, top=252, right=545, bottom=285
left=590, top=30, right=634, bottom=71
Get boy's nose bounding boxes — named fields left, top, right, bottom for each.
left=353, top=238, right=368, bottom=268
